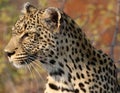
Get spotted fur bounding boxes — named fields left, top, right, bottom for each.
left=4, top=2, right=119, bottom=93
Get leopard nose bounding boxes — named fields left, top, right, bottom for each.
left=4, top=50, right=15, bottom=57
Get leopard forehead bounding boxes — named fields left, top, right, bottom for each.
left=12, top=4, right=77, bottom=36
left=12, top=10, right=43, bottom=34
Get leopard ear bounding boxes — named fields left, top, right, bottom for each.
left=21, top=2, right=37, bottom=14
left=42, top=7, right=61, bottom=32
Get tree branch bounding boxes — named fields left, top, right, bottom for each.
left=110, top=0, right=120, bottom=60
left=59, top=0, right=67, bottom=10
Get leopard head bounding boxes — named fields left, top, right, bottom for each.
left=4, top=2, right=63, bottom=69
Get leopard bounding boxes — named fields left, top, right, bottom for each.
left=4, top=2, right=120, bottom=93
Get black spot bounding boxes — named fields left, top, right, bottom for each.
left=79, top=36, right=82, bottom=40
left=64, top=18, right=68, bottom=24
left=59, top=62, right=64, bottom=67
left=50, top=68, right=64, bottom=76
left=87, top=49, right=91, bottom=55
left=63, top=58, right=68, bottom=62
left=68, top=73, right=72, bottom=82
left=78, top=65, right=82, bottom=70
left=65, top=39, right=68, bottom=43
left=76, top=42, right=79, bottom=46
left=69, top=55, right=75, bottom=63
left=76, top=72, right=80, bottom=79
left=93, top=68, right=97, bottom=73
left=73, top=76, right=76, bottom=80
left=50, top=60, right=56, bottom=64
left=66, top=46, right=69, bottom=51
left=84, top=39, right=88, bottom=45
left=41, top=60, right=46, bottom=63
left=86, top=65, right=91, bottom=70
left=74, top=89, right=79, bottom=93
left=64, top=81, right=68, bottom=85
left=93, top=50, right=96, bottom=55
left=81, top=73, right=85, bottom=78
left=104, top=58, right=107, bottom=63
left=56, top=41, right=59, bottom=44
left=68, top=26, right=72, bottom=30
left=73, top=62, right=77, bottom=69
left=58, top=68, right=64, bottom=75
left=39, top=37, right=43, bottom=39
left=50, top=50, right=54, bottom=55
left=102, top=53, right=107, bottom=57
left=109, top=62, right=113, bottom=67
left=84, top=81, right=89, bottom=84
left=98, top=66, right=102, bottom=73
left=88, top=79, right=91, bottom=82
left=97, top=53, right=101, bottom=58
left=92, top=57, right=97, bottom=62
left=79, top=83, right=84, bottom=87
left=75, top=57, right=80, bottom=63
left=77, top=28, right=81, bottom=33
left=100, top=87, right=102, bottom=92
left=88, top=61, right=96, bottom=66
left=72, top=40, right=75, bottom=44
left=81, top=53, right=84, bottom=57
left=75, top=48, right=78, bottom=53
left=71, top=20, right=75, bottom=25
left=49, top=83, right=59, bottom=90
left=60, top=18, right=64, bottom=23
left=61, top=40, right=63, bottom=43
left=86, top=54, right=89, bottom=58
left=24, top=24, right=27, bottom=29
left=100, top=75, right=104, bottom=82
left=56, top=47, right=59, bottom=51
left=95, top=75, right=99, bottom=80
left=70, top=23, right=75, bottom=29
left=79, top=83, right=86, bottom=92
left=66, top=64, right=72, bottom=72
left=61, top=46, right=64, bottom=50
left=81, top=43, right=86, bottom=50
left=90, top=91, right=94, bottom=93
left=55, top=56, right=58, bottom=59
left=61, top=87, right=74, bottom=92
left=103, top=84, right=107, bottom=89
left=48, top=54, right=52, bottom=57
left=63, top=32, right=66, bottom=36
left=94, top=84, right=99, bottom=88
left=100, top=60, right=104, bottom=65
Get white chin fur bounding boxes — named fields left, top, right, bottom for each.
left=13, top=63, right=25, bottom=69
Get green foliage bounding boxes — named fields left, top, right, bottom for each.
left=0, top=1, right=17, bottom=24
left=0, top=0, right=9, bottom=6
left=38, top=0, right=48, bottom=7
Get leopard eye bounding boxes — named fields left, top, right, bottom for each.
left=22, top=32, right=29, bottom=39
left=25, top=32, right=30, bottom=36
left=24, top=24, right=27, bottom=29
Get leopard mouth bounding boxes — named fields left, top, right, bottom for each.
left=11, top=54, right=38, bottom=68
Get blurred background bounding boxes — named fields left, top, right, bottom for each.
left=0, top=0, right=120, bottom=93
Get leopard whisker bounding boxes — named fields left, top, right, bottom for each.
left=23, top=60, right=36, bottom=90
left=31, top=61, right=46, bottom=83
left=29, top=63, right=41, bottom=91
left=27, top=59, right=41, bottom=91
left=29, top=59, right=44, bottom=82
left=28, top=56, right=43, bottom=70
left=32, top=61, right=43, bottom=71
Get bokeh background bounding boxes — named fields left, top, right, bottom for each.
left=0, top=0, right=120, bottom=93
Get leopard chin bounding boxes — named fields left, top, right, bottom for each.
left=13, top=62, right=26, bottom=68
left=8, top=54, right=38, bottom=68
